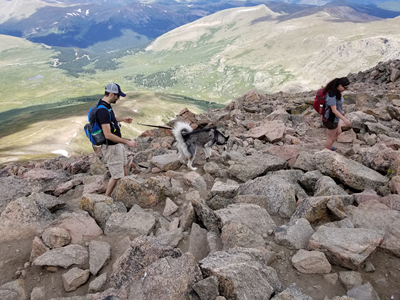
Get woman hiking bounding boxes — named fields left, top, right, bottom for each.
left=322, top=77, right=352, bottom=151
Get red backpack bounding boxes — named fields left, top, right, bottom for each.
left=313, top=88, right=328, bottom=118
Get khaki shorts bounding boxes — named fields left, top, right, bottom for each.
left=101, top=144, right=127, bottom=179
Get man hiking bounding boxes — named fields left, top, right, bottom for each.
left=97, top=83, right=136, bottom=196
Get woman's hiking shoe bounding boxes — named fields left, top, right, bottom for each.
left=330, top=146, right=338, bottom=151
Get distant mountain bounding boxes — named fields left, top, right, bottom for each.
left=132, top=4, right=400, bottom=99
left=0, top=0, right=399, bottom=51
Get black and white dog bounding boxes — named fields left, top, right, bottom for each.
left=172, top=121, right=229, bottom=171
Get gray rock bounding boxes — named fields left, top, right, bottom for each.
left=347, top=282, right=380, bottom=300
left=191, top=198, right=219, bottom=231
left=365, top=122, right=392, bottom=135
left=215, top=203, right=276, bottom=236
left=207, top=230, right=223, bottom=254
left=0, top=196, right=54, bottom=242
left=0, top=177, right=32, bottom=213
left=315, top=150, right=389, bottom=191
left=163, top=198, right=179, bottom=217
left=193, top=276, right=219, bottom=300
left=292, top=249, right=331, bottom=274
left=108, top=236, right=183, bottom=289
left=238, top=171, right=306, bottom=218
left=272, top=284, right=313, bottom=300
left=291, top=195, right=354, bottom=224
left=339, top=271, right=363, bottom=290
left=88, top=273, right=108, bottom=293
left=220, top=221, right=265, bottom=249
left=156, top=227, right=184, bottom=248
left=93, top=201, right=127, bottom=230
left=200, top=248, right=282, bottom=300
left=274, top=218, right=315, bottom=250
left=208, top=181, right=240, bottom=199
left=41, top=227, right=71, bottom=249
left=30, top=236, right=50, bottom=262
left=0, top=279, right=26, bottom=300
left=111, top=175, right=167, bottom=209
left=80, top=193, right=114, bottom=217
left=184, top=171, right=207, bottom=190
left=188, top=223, right=209, bottom=261
left=150, top=153, right=181, bottom=171
left=314, top=176, right=348, bottom=197
left=179, top=202, right=195, bottom=231
left=104, top=205, right=156, bottom=240
left=299, top=170, right=324, bottom=192
left=346, top=201, right=400, bottom=257
left=203, top=161, right=227, bottom=178
left=327, top=197, right=347, bottom=220
left=89, top=240, right=111, bottom=276
left=45, top=211, right=102, bottom=245
left=62, top=267, right=90, bottom=292
left=324, top=273, right=339, bottom=285
left=127, top=253, right=203, bottom=300
left=293, top=151, right=317, bottom=172
left=228, top=152, right=287, bottom=182
left=33, top=244, right=88, bottom=269
left=308, top=226, right=385, bottom=270
left=31, top=286, right=45, bottom=300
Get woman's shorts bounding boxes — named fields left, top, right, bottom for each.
left=323, top=120, right=339, bottom=130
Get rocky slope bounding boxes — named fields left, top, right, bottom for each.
left=0, top=59, right=400, bottom=299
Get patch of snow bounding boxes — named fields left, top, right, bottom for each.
left=237, top=8, right=258, bottom=12
left=28, top=75, right=44, bottom=80
left=52, top=150, right=69, bottom=157
left=86, top=10, right=89, bottom=16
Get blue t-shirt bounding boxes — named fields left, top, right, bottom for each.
left=324, top=91, right=343, bottom=123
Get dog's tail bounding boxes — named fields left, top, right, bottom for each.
left=172, top=121, right=193, bottom=144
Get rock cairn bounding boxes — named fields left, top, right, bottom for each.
left=1, top=60, right=400, bottom=300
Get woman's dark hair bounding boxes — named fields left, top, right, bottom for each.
left=323, top=77, right=350, bottom=100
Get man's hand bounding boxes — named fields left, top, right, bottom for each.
left=121, top=117, right=133, bottom=124
left=126, top=140, right=137, bottom=148
left=343, top=118, right=351, bottom=126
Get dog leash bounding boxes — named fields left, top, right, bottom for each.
left=137, top=122, right=172, bottom=130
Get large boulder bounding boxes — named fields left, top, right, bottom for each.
left=215, top=203, right=276, bottom=236
left=0, top=177, right=32, bottom=213
left=291, top=195, right=353, bottom=224
left=108, top=236, right=183, bottom=289
left=238, top=170, right=307, bottom=218
left=128, top=253, right=203, bottom=300
left=308, top=226, right=385, bottom=270
left=200, top=248, right=282, bottom=300
left=104, top=205, right=156, bottom=240
left=314, top=150, right=389, bottom=191
left=0, top=196, right=54, bottom=242
left=32, top=244, right=88, bottom=268
left=346, top=201, right=400, bottom=257
left=228, top=152, right=287, bottom=182
left=45, top=211, right=103, bottom=244
left=111, top=175, right=167, bottom=209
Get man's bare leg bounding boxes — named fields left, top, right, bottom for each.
left=105, top=178, right=119, bottom=197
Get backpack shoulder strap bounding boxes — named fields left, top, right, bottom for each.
left=96, top=105, right=112, bottom=122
